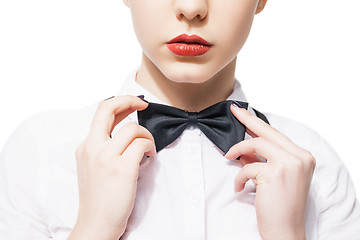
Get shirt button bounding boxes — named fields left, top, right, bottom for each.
left=190, top=192, right=201, bottom=202
left=188, top=125, right=196, bottom=131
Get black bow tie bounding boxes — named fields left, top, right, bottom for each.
left=137, top=100, right=253, bottom=153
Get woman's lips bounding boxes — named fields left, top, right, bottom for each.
left=166, top=34, right=213, bottom=56
left=167, top=43, right=212, bottom=56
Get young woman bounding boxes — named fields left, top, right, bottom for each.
left=1, top=0, right=359, bottom=239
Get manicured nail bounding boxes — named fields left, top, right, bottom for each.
left=103, top=96, right=115, bottom=101
left=137, top=95, right=148, bottom=103
left=231, top=101, right=243, bottom=109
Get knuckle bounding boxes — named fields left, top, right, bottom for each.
left=97, top=95, right=129, bottom=111
left=303, top=151, right=316, bottom=168
left=75, top=141, right=90, bottom=159
left=123, top=94, right=135, bottom=102
left=97, top=98, right=110, bottom=109
left=241, top=164, right=252, bottom=174
left=82, top=142, right=95, bottom=156
left=124, top=122, right=141, bottom=134
left=312, top=157, right=317, bottom=169
left=273, top=162, right=287, bottom=177
left=133, top=138, right=154, bottom=152
left=306, top=152, right=316, bottom=168
left=119, top=95, right=134, bottom=107
left=131, top=138, right=147, bottom=147
left=75, top=137, right=99, bottom=161
left=292, top=157, right=305, bottom=171
left=250, top=137, right=261, bottom=146
left=253, top=137, right=266, bottom=144
left=302, top=150, right=312, bottom=160
left=251, top=137, right=266, bottom=149
left=75, top=142, right=84, bottom=157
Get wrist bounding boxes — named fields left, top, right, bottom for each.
left=260, top=226, right=306, bottom=240
left=67, top=219, right=126, bottom=240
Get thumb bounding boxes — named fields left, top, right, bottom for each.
left=234, top=162, right=265, bottom=192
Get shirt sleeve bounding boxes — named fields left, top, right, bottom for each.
left=317, top=140, right=360, bottom=239
left=0, top=119, right=51, bottom=239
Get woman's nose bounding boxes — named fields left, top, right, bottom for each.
left=174, top=0, right=208, bottom=21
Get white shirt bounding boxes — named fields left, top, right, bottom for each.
left=1, top=70, right=360, bottom=240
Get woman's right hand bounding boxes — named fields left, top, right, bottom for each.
left=67, top=95, right=156, bottom=240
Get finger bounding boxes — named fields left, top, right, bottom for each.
left=224, top=137, right=292, bottom=163
left=105, top=122, right=155, bottom=156
left=239, top=153, right=263, bottom=166
left=246, top=128, right=257, bottom=138
left=119, top=138, right=157, bottom=166
left=234, top=162, right=266, bottom=192
left=89, top=95, right=148, bottom=140
left=231, top=103, right=279, bottom=140
left=231, top=104, right=308, bottom=158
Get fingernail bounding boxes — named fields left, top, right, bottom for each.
left=103, top=96, right=115, bottom=101
left=137, top=95, right=148, bottom=103
left=231, top=101, right=243, bottom=109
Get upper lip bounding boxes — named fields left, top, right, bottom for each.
left=167, top=34, right=212, bottom=46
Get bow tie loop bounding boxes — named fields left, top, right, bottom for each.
left=187, top=111, right=198, bottom=126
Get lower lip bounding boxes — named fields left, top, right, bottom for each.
left=166, top=43, right=212, bottom=56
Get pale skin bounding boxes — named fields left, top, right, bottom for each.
left=68, top=96, right=156, bottom=240
left=68, top=0, right=316, bottom=239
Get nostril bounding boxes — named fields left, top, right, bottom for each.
left=176, top=13, right=184, bottom=20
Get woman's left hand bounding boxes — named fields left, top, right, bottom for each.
left=224, top=103, right=316, bottom=240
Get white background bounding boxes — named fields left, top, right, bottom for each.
left=1, top=0, right=359, bottom=196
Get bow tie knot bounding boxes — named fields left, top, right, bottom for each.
left=187, top=111, right=198, bottom=125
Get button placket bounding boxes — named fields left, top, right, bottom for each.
left=181, top=128, right=206, bottom=240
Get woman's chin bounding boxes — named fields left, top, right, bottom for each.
left=160, top=64, right=218, bottom=85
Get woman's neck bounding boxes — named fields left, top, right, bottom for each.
left=136, top=53, right=236, bottom=112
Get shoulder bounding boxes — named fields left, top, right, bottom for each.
left=16, top=103, right=98, bottom=145
left=264, top=112, right=320, bottom=141
left=1, top=103, right=99, bottom=170
left=263, top=112, right=341, bottom=164
left=263, top=112, right=346, bottom=195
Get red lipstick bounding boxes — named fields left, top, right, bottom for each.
left=166, top=34, right=212, bottom=56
